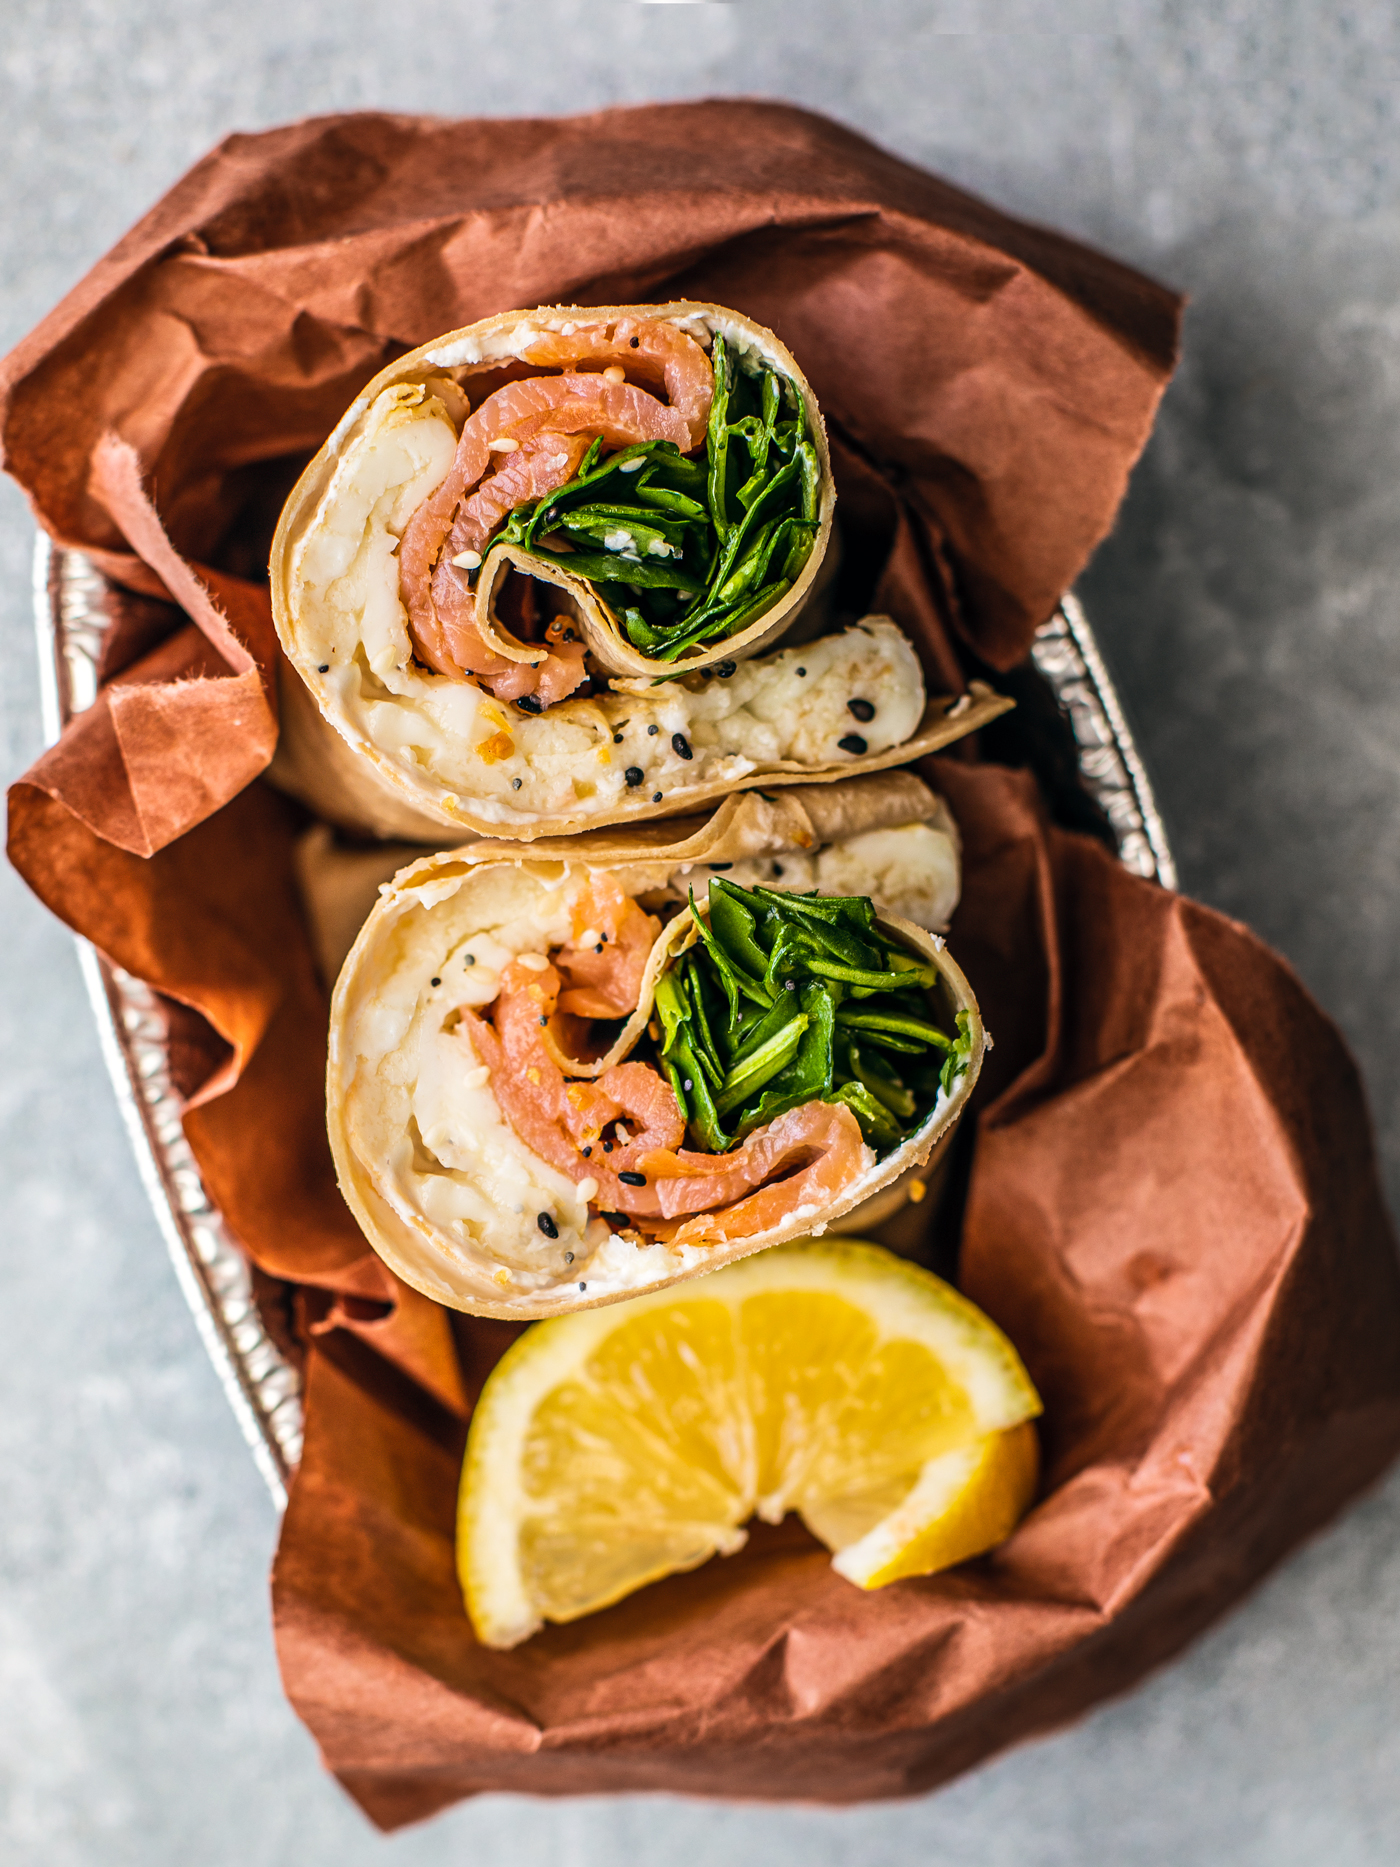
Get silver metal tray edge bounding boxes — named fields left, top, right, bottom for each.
left=32, top=534, right=1175, bottom=1509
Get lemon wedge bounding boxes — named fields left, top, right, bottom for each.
left=459, top=1238, right=1042, bottom=1648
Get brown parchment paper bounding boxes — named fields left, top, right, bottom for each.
left=2, top=99, right=1180, bottom=856
left=6, top=102, right=1399, bottom=1828
left=271, top=758, right=1400, bottom=1823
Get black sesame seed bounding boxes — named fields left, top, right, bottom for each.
left=603, top=1140, right=614, bottom=1153
left=318, top=663, right=330, bottom=673
left=671, top=732, right=693, bottom=760
left=708, top=862, right=732, bottom=871
left=796, top=666, right=807, bottom=677
left=581, top=1145, right=592, bottom=1158
left=629, top=335, right=640, bottom=348
left=464, top=954, right=475, bottom=965
left=537, top=1212, right=558, bottom=1239
left=515, top=694, right=543, bottom=714
left=564, top=1251, right=574, bottom=1263
left=595, top=943, right=604, bottom=954
left=838, top=733, right=868, bottom=755
left=847, top=697, right=876, bottom=722
left=718, top=660, right=736, bottom=677
left=647, top=723, right=660, bottom=736
left=771, top=864, right=783, bottom=878
left=601, top=1211, right=628, bottom=1228
left=579, top=1281, right=586, bottom=1291
left=652, top=792, right=663, bottom=803
left=613, top=732, right=624, bottom=744
left=625, top=766, right=645, bottom=787
left=539, top=1016, right=547, bottom=1026
left=512, top=777, right=523, bottom=790
left=619, top=1170, right=647, bottom=1187
left=430, top=977, right=441, bottom=987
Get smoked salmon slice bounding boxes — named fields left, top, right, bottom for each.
left=400, top=366, right=698, bottom=695
left=492, top=318, right=714, bottom=450
left=555, top=874, right=660, bottom=1019
left=459, top=954, right=872, bottom=1237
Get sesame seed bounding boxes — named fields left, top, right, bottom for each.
left=577, top=1177, right=600, bottom=1201
left=565, top=1251, right=574, bottom=1263
left=595, top=944, right=603, bottom=954
left=629, top=336, right=641, bottom=348
left=539, top=1016, right=547, bottom=1026
left=579, top=1281, right=587, bottom=1291
left=488, top=436, right=520, bottom=453
left=838, top=733, right=868, bottom=755
left=652, top=793, right=663, bottom=803
left=613, top=732, right=624, bottom=744
left=647, top=724, right=659, bottom=735
left=672, top=732, right=693, bottom=760
left=537, top=1212, right=558, bottom=1238
left=796, top=666, right=806, bottom=677
left=512, top=777, right=522, bottom=789
left=847, top=697, right=876, bottom=722
left=463, top=953, right=475, bottom=965
left=518, top=953, right=549, bottom=970
left=718, top=660, right=736, bottom=677
left=430, top=976, right=441, bottom=987
left=625, top=766, right=645, bottom=787
left=581, top=1145, right=592, bottom=1158
left=684, top=1079, right=693, bottom=1092
left=516, top=695, right=543, bottom=714
left=603, top=1140, right=614, bottom=1153
left=619, top=1171, right=646, bottom=1187
left=709, top=862, right=732, bottom=871
left=318, top=663, right=329, bottom=673
left=603, top=365, right=625, bottom=383
left=451, top=549, right=483, bottom=570
left=772, top=863, right=783, bottom=878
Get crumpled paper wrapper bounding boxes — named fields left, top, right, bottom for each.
left=3, top=99, right=1179, bottom=855
left=6, top=102, right=1400, bottom=1828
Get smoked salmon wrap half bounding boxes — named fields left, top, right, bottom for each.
left=269, top=300, right=1012, bottom=842
left=327, top=774, right=985, bottom=1318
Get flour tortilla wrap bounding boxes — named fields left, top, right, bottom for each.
left=273, top=302, right=835, bottom=680
left=267, top=624, right=1009, bottom=844
left=299, top=771, right=960, bottom=986
left=328, top=778, right=984, bottom=1319
left=268, top=296, right=1010, bottom=842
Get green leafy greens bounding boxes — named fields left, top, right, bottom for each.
left=651, top=879, right=974, bottom=1155
left=492, top=334, right=820, bottom=660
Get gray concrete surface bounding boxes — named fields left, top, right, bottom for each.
left=4, top=4, right=1400, bottom=1861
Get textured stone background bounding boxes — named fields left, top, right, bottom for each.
left=4, top=4, right=1400, bottom=1861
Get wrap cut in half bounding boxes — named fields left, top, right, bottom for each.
left=327, top=773, right=985, bottom=1319
left=268, top=297, right=1013, bottom=843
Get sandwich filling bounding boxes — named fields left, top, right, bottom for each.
left=340, top=842, right=972, bottom=1300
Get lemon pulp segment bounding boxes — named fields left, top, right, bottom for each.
left=459, top=1239, right=1041, bottom=1648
